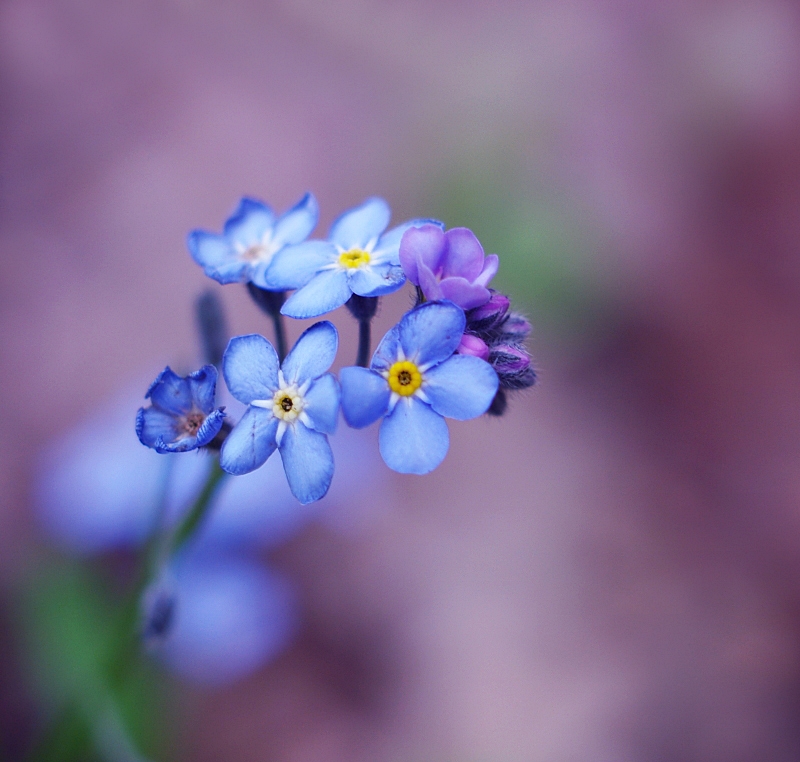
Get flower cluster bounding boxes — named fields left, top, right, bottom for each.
left=136, top=194, right=536, bottom=502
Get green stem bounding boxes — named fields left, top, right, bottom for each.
left=170, top=459, right=226, bottom=554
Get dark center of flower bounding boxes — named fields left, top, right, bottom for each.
left=398, top=370, right=412, bottom=386
left=182, top=412, right=205, bottom=436
left=280, top=396, right=293, bottom=412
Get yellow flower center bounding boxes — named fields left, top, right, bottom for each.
left=272, top=387, right=304, bottom=422
left=388, top=360, right=422, bottom=396
left=338, top=248, right=371, bottom=269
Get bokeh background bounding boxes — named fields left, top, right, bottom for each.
left=3, top=1, right=800, bottom=760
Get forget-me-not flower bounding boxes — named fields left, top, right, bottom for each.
left=339, top=301, right=499, bottom=474
left=136, top=365, right=225, bottom=454
left=220, top=322, right=341, bottom=503
left=267, top=197, right=442, bottom=319
left=188, top=193, right=318, bottom=288
left=399, top=224, right=499, bottom=309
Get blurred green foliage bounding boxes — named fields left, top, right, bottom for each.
left=428, top=162, right=611, bottom=350
left=19, top=558, right=168, bottom=761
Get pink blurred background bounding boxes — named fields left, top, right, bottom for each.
left=3, top=1, right=800, bottom=759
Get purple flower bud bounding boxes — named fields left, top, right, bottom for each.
left=466, top=291, right=510, bottom=331
left=489, top=344, right=537, bottom=390
left=501, top=312, right=531, bottom=341
left=399, top=225, right=499, bottom=310
left=456, top=333, right=490, bottom=361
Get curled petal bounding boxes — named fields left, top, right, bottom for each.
left=398, top=224, right=446, bottom=284
left=438, top=277, right=490, bottom=311
left=440, top=227, right=485, bottom=281
left=146, top=367, right=192, bottom=416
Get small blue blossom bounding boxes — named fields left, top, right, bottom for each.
left=267, top=197, right=443, bottom=319
left=187, top=193, right=318, bottom=287
left=339, top=301, right=499, bottom=474
left=220, top=322, right=341, bottom=504
left=136, top=365, right=225, bottom=454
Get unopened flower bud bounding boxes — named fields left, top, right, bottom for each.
left=141, top=578, right=177, bottom=645
left=489, top=344, right=537, bottom=390
left=456, top=333, right=490, bottom=361
left=466, top=292, right=510, bottom=332
left=500, top=312, right=531, bottom=341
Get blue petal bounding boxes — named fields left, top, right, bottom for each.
left=187, top=231, right=233, bottom=270
left=372, top=218, right=444, bottom=265
left=187, top=365, right=218, bottom=414
left=379, top=397, right=449, bottom=474
left=136, top=406, right=180, bottom=449
left=399, top=301, right=465, bottom=369
left=223, top=198, right=275, bottom=247
left=279, top=423, right=334, bottom=504
left=205, top=259, right=252, bottom=285
left=154, top=435, right=200, bottom=454
left=280, top=269, right=351, bottom=319
left=220, top=406, right=279, bottom=475
left=302, top=373, right=340, bottom=435
left=159, top=554, right=297, bottom=685
left=147, top=367, right=192, bottom=415
left=348, top=262, right=405, bottom=297
left=272, top=192, right=319, bottom=247
left=222, top=334, right=279, bottom=404
left=370, top=323, right=402, bottom=372
left=340, top=366, right=390, bottom=428
left=281, top=321, right=338, bottom=384
left=423, top=355, right=499, bottom=420
left=194, top=408, right=226, bottom=447
left=265, top=240, right=337, bottom=290
left=329, top=197, right=391, bottom=250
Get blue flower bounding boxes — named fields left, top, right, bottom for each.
left=339, top=301, right=499, bottom=474
left=136, top=366, right=225, bottom=454
left=142, top=551, right=297, bottom=685
left=187, top=193, right=318, bottom=287
left=267, top=197, right=442, bottom=319
left=220, top=322, right=341, bottom=504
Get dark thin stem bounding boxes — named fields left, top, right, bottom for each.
left=271, top=310, right=288, bottom=362
left=246, top=283, right=288, bottom=361
left=346, top=294, right=378, bottom=368
left=356, top=319, right=371, bottom=368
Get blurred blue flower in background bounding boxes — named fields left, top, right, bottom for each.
left=35, top=378, right=383, bottom=684
left=188, top=193, right=318, bottom=288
